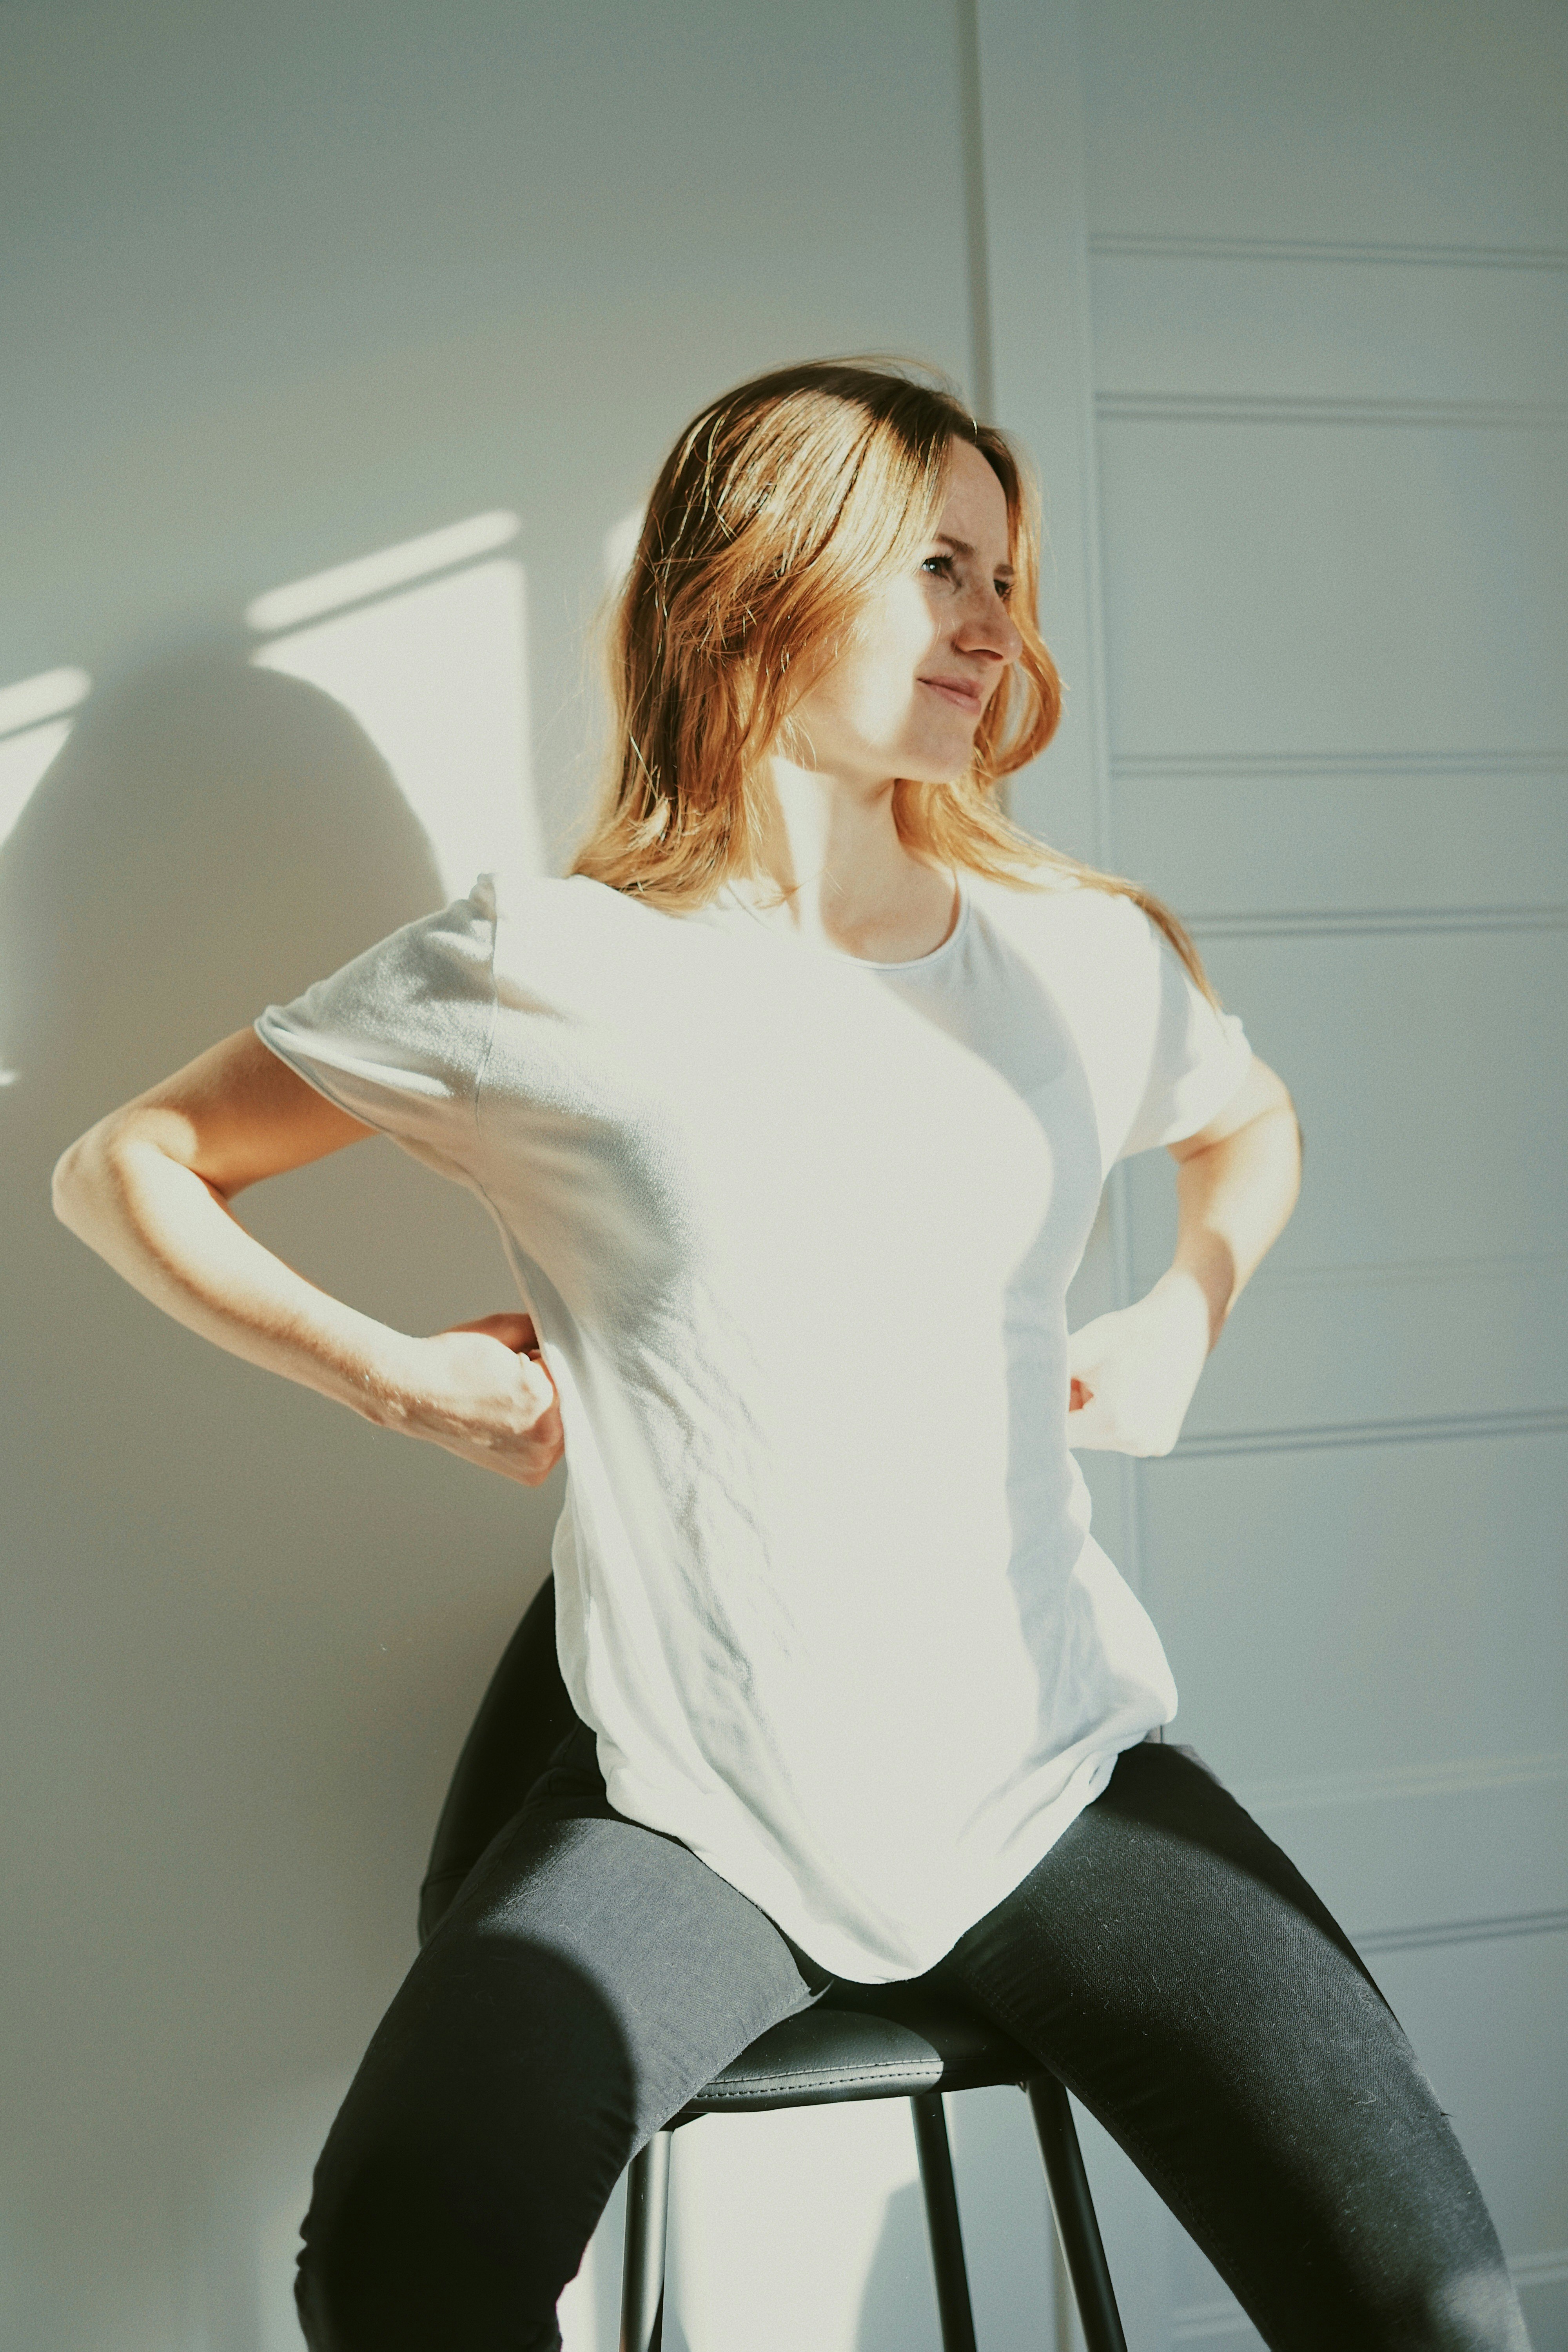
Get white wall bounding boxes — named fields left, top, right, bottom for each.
left=0, top=7, right=1012, bottom=2347
left=5, top=4, right=1563, bottom=2348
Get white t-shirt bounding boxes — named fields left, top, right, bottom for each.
left=256, top=865, right=1252, bottom=1981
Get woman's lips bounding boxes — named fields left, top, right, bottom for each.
left=919, top=677, right=984, bottom=713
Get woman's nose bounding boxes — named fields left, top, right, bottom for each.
left=958, top=592, right=1023, bottom=664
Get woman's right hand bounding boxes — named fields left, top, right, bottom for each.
left=397, top=1312, right=566, bottom=1487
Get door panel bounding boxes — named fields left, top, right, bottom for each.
left=982, top=1, right=1568, bottom=2336
left=1140, top=1434, right=1568, bottom=1794
left=1097, top=420, right=1568, bottom=756
left=1174, top=1262, right=1568, bottom=1439
left=1124, top=926, right=1568, bottom=1280
left=1079, top=0, right=1568, bottom=250
left=1111, top=765, right=1568, bottom=919
left=1091, top=251, right=1568, bottom=408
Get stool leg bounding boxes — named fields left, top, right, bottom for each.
left=1025, top=2076, right=1128, bottom=2352
left=911, top=2092, right=979, bottom=2352
left=619, top=2128, right=671, bottom=2352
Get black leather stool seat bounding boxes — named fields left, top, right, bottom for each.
left=674, top=1983, right=1035, bottom=2121
left=627, top=1979, right=1128, bottom=2352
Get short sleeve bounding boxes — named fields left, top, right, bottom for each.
left=254, top=879, right=499, bottom=1183
left=1113, top=902, right=1253, bottom=1163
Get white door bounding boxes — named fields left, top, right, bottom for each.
left=980, top=3, right=1568, bottom=2344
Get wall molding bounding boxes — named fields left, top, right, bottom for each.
left=1511, top=2250, right=1568, bottom=2291
left=956, top=0, right=995, bottom=420
left=975, top=0, right=1153, bottom=1601
left=1171, top=2301, right=1254, bottom=2344
left=1250, top=1247, right=1568, bottom=1292
left=1356, top=1906, right=1568, bottom=1958
left=1238, top=1749, right=1568, bottom=1816
left=1088, top=232, right=1568, bottom=271
left=1096, top=389, right=1568, bottom=429
left=1169, top=1405, right=1568, bottom=1461
left=1112, top=748, right=1567, bottom=779
left=1187, top=905, right=1568, bottom=939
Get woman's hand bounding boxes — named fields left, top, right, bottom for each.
left=394, top=1312, right=565, bottom=1488
left=1065, top=1275, right=1211, bottom=1458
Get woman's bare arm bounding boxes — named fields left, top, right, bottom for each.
left=1067, top=1056, right=1301, bottom=1456
left=52, top=1030, right=564, bottom=1485
left=1158, top=1053, right=1302, bottom=1349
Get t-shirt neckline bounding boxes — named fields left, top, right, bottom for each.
left=715, top=871, right=971, bottom=974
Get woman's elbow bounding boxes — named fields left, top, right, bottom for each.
left=1272, top=1075, right=1304, bottom=1172
left=52, top=1116, right=129, bottom=1240
left=1254, top=1061, right=1303, bottom=1171
left=53, top=1127, right=98, bottom=1235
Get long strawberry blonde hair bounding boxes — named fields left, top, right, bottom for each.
left=570, top=358, right=1216, bottom=1001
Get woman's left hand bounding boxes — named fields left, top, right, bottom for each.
left=1066, top=1275, right=1212, bottom=1457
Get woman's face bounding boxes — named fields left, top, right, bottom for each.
left=782, top=437, right=1025, bottom=791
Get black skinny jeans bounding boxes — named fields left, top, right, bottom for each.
left=295, top=1729, right=1529, bottom=2351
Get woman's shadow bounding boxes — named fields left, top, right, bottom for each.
left=855, top=2176, right=947, bottom=2352
left=0, top=644, right=560, bottom=2338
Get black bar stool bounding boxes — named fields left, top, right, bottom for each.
left=419, top=1579, right=1127, bottom=2352
left=618, top=1976, right=1125, bottom=2352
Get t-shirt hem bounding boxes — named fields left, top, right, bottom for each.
left=608, top=1733, right=1147, bottom=1986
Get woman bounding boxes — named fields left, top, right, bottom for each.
left=54, top=361, right=1527, bottom=2350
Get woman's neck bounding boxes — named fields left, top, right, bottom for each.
left=730, top=758, right=960, bottom=964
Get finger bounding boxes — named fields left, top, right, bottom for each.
left=1068, top=1376, right=1091, bottom=1413
left=514, top=1355, right=560, bottom=1410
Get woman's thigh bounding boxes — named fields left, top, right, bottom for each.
left=935, top=1742, right=1528, bottom=2352
left=295, top=1732, right=820, bottom=2352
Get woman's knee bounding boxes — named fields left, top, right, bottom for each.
left=293, top=2118, right=579, bottom=2352
left=1388, top=2261, right=1532, bottom=2351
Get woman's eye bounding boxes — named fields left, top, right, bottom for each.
left=922, top=553, right=1013, bottom=604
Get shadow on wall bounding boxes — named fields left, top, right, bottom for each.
left=855, top=2083, right=1068, bottom=2352
left=0, top=648, right=444, bottom=1107
left=0, top=646, right=560, bottom=2349
left=856, top=2175, right=946, bottom=2352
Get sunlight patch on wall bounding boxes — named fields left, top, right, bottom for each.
left=250, top=517, right=541, bottom=900
left=0, top=663, right=90, bottom=736
left=0, top=664, right=90, bottom=858
left=246, top=511, right=521, bottom=633
left=603, top=507, right=644, bottom=595
left=666, top=2101, right=924, bottom=2352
